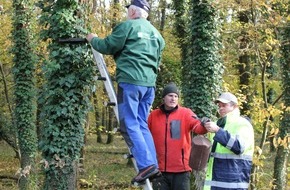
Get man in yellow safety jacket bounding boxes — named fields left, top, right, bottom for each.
left=203, top=92, right=254, bottom=190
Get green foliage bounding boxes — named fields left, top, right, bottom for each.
left=182, top=0, right=223, bottom=118
left=154, top=30, right=182, bottom=108
left=11, top=0, right=38, bottom=189
left=214, top=1, right=289, bottom=188
left=37, top=0, right=96, bottom=189
left=172, top=0, right=190, bottom=46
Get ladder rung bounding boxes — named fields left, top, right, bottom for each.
left=97, top=76, right=106, bottom=81
left=104, top=102, right=116, bottom=106
left=58, top=38, right=87, bottom=43
left=123, top=154, right=133, bottom=159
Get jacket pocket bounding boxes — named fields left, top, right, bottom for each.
left=170, top=120, right=181, bottom=139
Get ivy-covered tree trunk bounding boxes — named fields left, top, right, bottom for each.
left=272, top=18, right=290, bottom=190
left=11, top=0, right=37, bottom=189
left=172, top=0, right=189, bottom=79
left=187, top=1, right=223, bottom=189
left=38, top=0, right=95, bottom=189
left=187, top=0, right=223, bottom=118
left=173, top=0, right=223, bottom=189
left=172, top=0, right=188, bottom=52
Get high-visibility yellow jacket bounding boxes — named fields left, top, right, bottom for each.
left=204, top=109, right=254, bottom=190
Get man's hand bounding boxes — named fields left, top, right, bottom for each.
left=204, top=122, right=220, bottom=133
left=86, top=33, right=98, bottom=43
left=200, top=117, right=210, bottom=126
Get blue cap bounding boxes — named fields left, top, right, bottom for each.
left=126, top=0, right=150, bottom=13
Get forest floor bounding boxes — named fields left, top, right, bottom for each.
left=0, top=133, right=139, bottom=190
left=0, top=133, right=288, bottom=190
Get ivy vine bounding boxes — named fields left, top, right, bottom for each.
left=37, top=0, right=95, bottom=189
left=11, top=0, right=37, bottom=188
left=182, top=0, right=223, bottom=118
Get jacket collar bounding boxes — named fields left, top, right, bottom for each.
left=160, top=104, right=178, bottom=114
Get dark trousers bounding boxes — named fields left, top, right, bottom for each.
left=152, top=172, right=191, bottom=190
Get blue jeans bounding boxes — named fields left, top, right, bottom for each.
left=117, top=82, right=158, bottom=170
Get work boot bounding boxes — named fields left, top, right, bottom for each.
left=131, top=165, right=159, bottom=184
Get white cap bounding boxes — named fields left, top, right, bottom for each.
left=215, top=92, right=238, bottom=104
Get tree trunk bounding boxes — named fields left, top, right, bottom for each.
left=0, top=122, right=19, bottom=158
left=80, top=114, right=90, bottom=168
left=12, top=0, right=37, bottom=189
left=272, top=17, right=290, bottom=190
left=38, top=0, right=96, bottom=189
left=94, top=92, right=103, bottom=143
left=159, top=0, right=166, bottom=31
left=106, top=107, right=114, bottom=144
left=237, top=10, right=252, bottom=116
left=185, top=0, right=223, bottom=189
left=185, top=0, right=223, bottom=118
left=273, top=144, right=289, bottom=190
left=44, top=161, right=78, bottom=190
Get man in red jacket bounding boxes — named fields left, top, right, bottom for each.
left=148, top=82, right=207, bottom=190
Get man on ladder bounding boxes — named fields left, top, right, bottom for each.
left=86, top=0, right=165, bottom=187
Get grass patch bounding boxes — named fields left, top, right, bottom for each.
left=0, top=141, right=18, bottom=189
left=0, top=134, right=140, bottom=190
left=79, top=134, right=139, bottom=189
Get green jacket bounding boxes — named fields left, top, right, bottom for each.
left=90, top=18, right=165, bottom=87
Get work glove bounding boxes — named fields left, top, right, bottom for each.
left=200, top=117, right=210, bottom=127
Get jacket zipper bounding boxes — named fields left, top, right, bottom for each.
left=164, top=113, right=169, bottom=171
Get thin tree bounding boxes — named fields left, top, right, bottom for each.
left=237, top=10, right=252, bottom=115
left=94, top=91, right=103, bottom=143
left=272, top=13, right=290, bottom=190
left=172, top=0, right=189, bottom=77
left=159, top=0, right=166, bottom=31
left=11, top=0, right=37, bottom=189
left=0, top=62, right=19, bottom=158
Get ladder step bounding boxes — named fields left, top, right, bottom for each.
left=58, top=38, right=87, bottom=43
left=97, top=76, right=106, bottom=81
left=104, top=102, right=116, bottom=106
left=123, top=154, right=133, bottom=159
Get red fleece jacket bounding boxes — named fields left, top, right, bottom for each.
left=148, top=105, right=207, bottom=173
